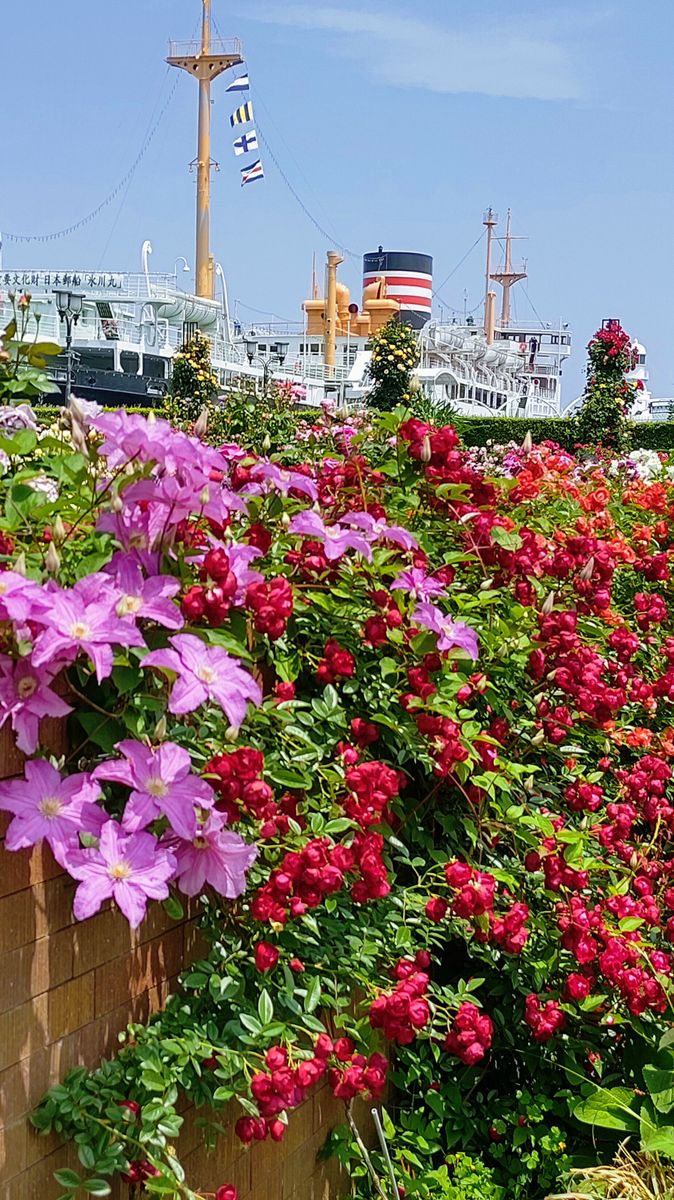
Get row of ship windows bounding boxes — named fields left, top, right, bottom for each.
left=499, top=333, right=571, bottom=347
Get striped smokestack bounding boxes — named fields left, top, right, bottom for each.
left=363, top=249, right=433, bottom=329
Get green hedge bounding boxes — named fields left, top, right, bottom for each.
left=30, top=405, right=674, bottom=453
left=455, top=416, right=674, bottom=452
left=33, top=405, right=155, bottom=424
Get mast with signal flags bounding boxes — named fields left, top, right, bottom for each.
left=167, top=1, right=243, bottom=299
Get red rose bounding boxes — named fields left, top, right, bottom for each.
left=216, top=1187, right=239, bottom=1200
left=254, top=941, right=280, bottom=972
left=425, top=897, right=448, bottom=923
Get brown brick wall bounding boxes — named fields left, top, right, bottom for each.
left=0, top=721, right=360, bottom=1200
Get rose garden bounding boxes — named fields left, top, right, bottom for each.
left=2, top=301, right=674, bottom=1198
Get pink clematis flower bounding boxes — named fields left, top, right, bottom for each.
left=344, top=511, right=418, bottom=551
left=142, top=634, right=262, bottom=728
left=412, top=602, right=479, bottom=660
left=106, top=556, right=184, bottom=629
left=164, top=809, right=257, bottom=898
left=288, top=511, right=373, bottom=562
left=249, top=462, right=318, bottom=502
left=0, top=655, right=72, bottom=753
left=0, top=571, right=45, bottom=623
left=93, top=739, right=214, bottom=840
left=391, top=568, right=447, bottom=602
left=68, top=819, right=176, bottom=928
left=0, top=760, right=102, bottom=863
left=32, top=579, right=146, bottom=681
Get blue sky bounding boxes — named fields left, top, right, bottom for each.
left=2, top=0, right=674, bottom=403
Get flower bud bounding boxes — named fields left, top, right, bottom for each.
left=531, top=728, right=546, bottom=746
left=224, top=725, right=238, bottom=743
left=280, top=512, right=290, bottom=528
left=541, top=590, right=556, bottom=615
left=579, top=556, right=595, bottom=582
left=261, top=433, right=272, bottom=453
left=45, top=542, right=60, bottom=574
left=147, top=410, right=157, bottom=425
left=522, top=430, right=533, bottom=453
left=193, top=408, right=209, bottom=439
left=480, top=578, right=494, bottom=590
left=111, top=493, right=124, bottom=513
left=155, top=715, right=167, bottom=742
left=12, top=552, right=26, bottom=576
left=420, top=436, right=432, bottom=464
left=199, top=486, right=210, bottom=506
left=52, top=515, right=66, bottom=545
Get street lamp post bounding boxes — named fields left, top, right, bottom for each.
left=53, top=289, right=84, bottom=402
left=244, top=339, right=289, bottom=392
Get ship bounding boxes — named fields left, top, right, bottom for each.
left=0, top=2, right=572, bottom=420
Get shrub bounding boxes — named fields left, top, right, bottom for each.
left=0, top=379, right=673, bottom=1196
left=367, top=319, right=420, bottom=411
left=574, top=320, right=639, bottom=450
left=164, top=330, right=219, bottom=426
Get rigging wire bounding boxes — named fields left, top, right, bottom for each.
left=431, top=231, right=486, bottom=310
left=212, top=11, right=358, bottom=259
left=522, top=285, right=547, bottom=328
left=96, top=65, right=177, bottom=269
left=3, top=72, right=181, bottom=245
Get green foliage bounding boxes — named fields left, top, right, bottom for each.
left=1, top=296, right=60, bottom=401
left=206, top=379, right=306, bottom=455
left=368, top=319, right=420, bottom=411
left=164, top=331, right=219, bottom=427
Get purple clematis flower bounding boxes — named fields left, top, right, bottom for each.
left=0, top=571, right=45, bottom=624
left=93, top=739, right=214, bottom=841
left=391, top=568, right=447, bottom=602
left=142, top=633, right=262, bottom=729
left=345, top=511, right=418, bottom=551
left=0, top=760, right=102, bottom=863
left=164, top=809, right=257, bottom=898
left=288, top=511, right=373, bottom=562
left=106, top=555, right=183, bottom=629
left=0, top=655, right=73, bottom=754
left=412, top=602, right=479, bottom=660
left=249, top=462, right=318, bottom=502
left=32, top=580, right=146, bottom=681
left=67, top=819, right=176, bottom=928
left=121, top=476, right=247, bottom=546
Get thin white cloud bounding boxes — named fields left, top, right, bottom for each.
left=243, top=3, right=580, bottom=101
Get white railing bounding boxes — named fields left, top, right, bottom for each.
left=167, top=38, right=242, bottom=58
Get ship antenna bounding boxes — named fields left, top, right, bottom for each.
left=168, top=2, right=243, bottom=298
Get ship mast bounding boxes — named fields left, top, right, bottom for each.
left=168, top=2, right=243, bottom=299
left=490, top=209, right=527, bottom=327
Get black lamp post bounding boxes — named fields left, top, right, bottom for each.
left=245, top=339, right=290, bottom=391
left=53, top=289, right=84, bottom=401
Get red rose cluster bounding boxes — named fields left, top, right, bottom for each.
left=181, top=546, right=238, bottom=627
left=369, top=955, right=431, bottom=1044
left=442, top=860, right=529, bottom=954
left=444, top=1001, right=494, bottom=1066
left=205, top=748, right=305, bottom=838
left=524, top=994, right=566, bottom=1043
left=342, top=760, right=403, bottom=829
left=251, top=830, right=390, bottom=924
left=246, top=576, right=294, bottom=641
left=236, top=1038, right=388, bottom=1145
left=316, top=639, right=356, bottom=685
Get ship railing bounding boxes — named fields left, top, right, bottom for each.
left=240, top=323, right=304, bottom=337
left=167, top=38, right=243, bottom=59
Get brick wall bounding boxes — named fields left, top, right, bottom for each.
left=0, top=720, right=363, bottom=1200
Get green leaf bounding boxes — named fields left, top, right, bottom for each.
left=258, top=989, right=274, bottom=1026
left=82, top=1182, right=112, bottom=1197
left=163, top=894, right=184, bottom=921
left=304, top=976, right=322, bottom=1013
left=644, top=1054, right=674, bottom=1115
left=0, top=428, right=37, bottom=456
left=572, top=1087, right=639, bottom=1132
left=639, top=1102, right=674, bottom=1156
left=491, top=525, right=523, bottom=551
left=265, top=764, right=311, bottom=789
left=54, top=1169, right=82, bottom=1188
left=240, top=1013, right=263, bottom=1035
